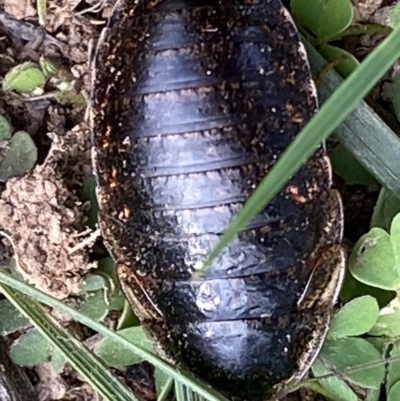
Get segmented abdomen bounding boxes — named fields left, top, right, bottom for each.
left=91, top=1, right=345, bottom=400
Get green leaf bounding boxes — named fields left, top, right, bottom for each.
left=51, top=347, right=67, bottom=373
left=95, top=258, right=125, bottom=311
left=349, top=214, right=400, bottom=291
left=393, top=71, right=400, bottom=123
left=319, top=337, right=385, bottom=389
left=328, top=295, right=379, bottom=339
left=330, top=143, right=378, bottom=186
left=340, top=268, right=395, bottom=309
left=366, top=388, right=381, bottom=401
left=98, top=257, right=117, bottom=280
left=311, top=358, right=358, bottom=401
left=117, top=301, right=140, bottom=330
left=2, top=62, right=46, bottom=93
left=0, top=299, right=30, bottom=334
left=79, top=290, right=109, bottom=322
left=109, top=290, right=125, bottom=311
left=389, top=381, right=400, bottom=401
left=98, top=326, right=154, bottom=368
left=386, top=342, right=400, bottom=394
left=366, top=337, right=388, bottom=355
left=0, top=131, right=38, bottom=181
left=291, top=0, right=354, bottom=40
left=370, top=188, right=400, bottom=231
left=0, top=115, right=11, bottom=141
left=318, top=45, right=360, bottom=78
left=369, top=298, right=400, bottom=337
left=10, top=329, right=51, bottom=367
left=81, top=176, right=99, bottom=229
left=80, top=274, right=107, bottom=294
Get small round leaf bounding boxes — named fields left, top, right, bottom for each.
left=79, top=274, right=106, bottom=294
left=291, top=0, right=354, bottom=40
left=0, top=131, right=38, bottom=181
left=370, top=188, right=400, bottom=232
left=79, top=290, right=109, bottom=322
left=2, top=62, right=46, bottom=93
left=311, top=358, right=358, bottom=401
left=389, top=381, right=400, bottom=401
left=386, top=342, right=400, bottom=393
left=348, top=225, right=400, bottom=291
left=0, top=299, right=30, bottom=335
left=98, top=326, right=154, bottom=367
left=51, top=348, right=67, bottom=373
left=366, top=388, right=381, bottom=401
left=328, top=295, right=379, bottom=339
left=340, top=268, right=395, bottom=309
left=109, top=290, right=125, bottom=311
left=319, top=337, right=384, bottom=389
left=10, top=329, right=51, bottom=367
left=369, top=299, right=400, bottom=337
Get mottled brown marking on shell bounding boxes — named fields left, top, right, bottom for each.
left=90, top=1, right=345, bottom=400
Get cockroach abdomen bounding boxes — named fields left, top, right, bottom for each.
left=91, top=0, right=345, bottom=400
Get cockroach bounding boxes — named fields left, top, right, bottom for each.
left=90, top=0, right=345, bottom=400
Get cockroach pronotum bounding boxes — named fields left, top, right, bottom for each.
left=90, top=0, right=345, bottom=400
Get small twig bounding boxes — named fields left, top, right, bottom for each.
left=74, top=0, right=107, bottom=16
left=0, top=230, right=22, bottom=272
left=67, top=229, right=101, bottom=255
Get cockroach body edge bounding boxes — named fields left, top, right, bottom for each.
left=90, top=1, right=345, bottom=400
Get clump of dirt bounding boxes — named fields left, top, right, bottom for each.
left=0, top=124, right=95, bottom=299
left=0, top=0, right=112, bottom=300
left=352, top=0, right=385, bottom=21
left=0, top=0, right=112, bottom=399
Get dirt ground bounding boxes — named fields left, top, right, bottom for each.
left=0, top=0, right=399, bottom=401
left=0, top=1, right=115, bottom=400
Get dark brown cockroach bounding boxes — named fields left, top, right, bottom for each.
left=90, top=0, right=345, bottom=400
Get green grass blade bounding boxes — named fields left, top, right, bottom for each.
left=197, top=23, right=400, bottom=276
left=0, top=271, right=228, bottom=401
left=0, top=283, right=137, bottom=401
left=304, top=38, right=400, bottom=198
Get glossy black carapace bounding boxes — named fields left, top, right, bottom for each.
left=90, top=1, right=345, bottom=400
